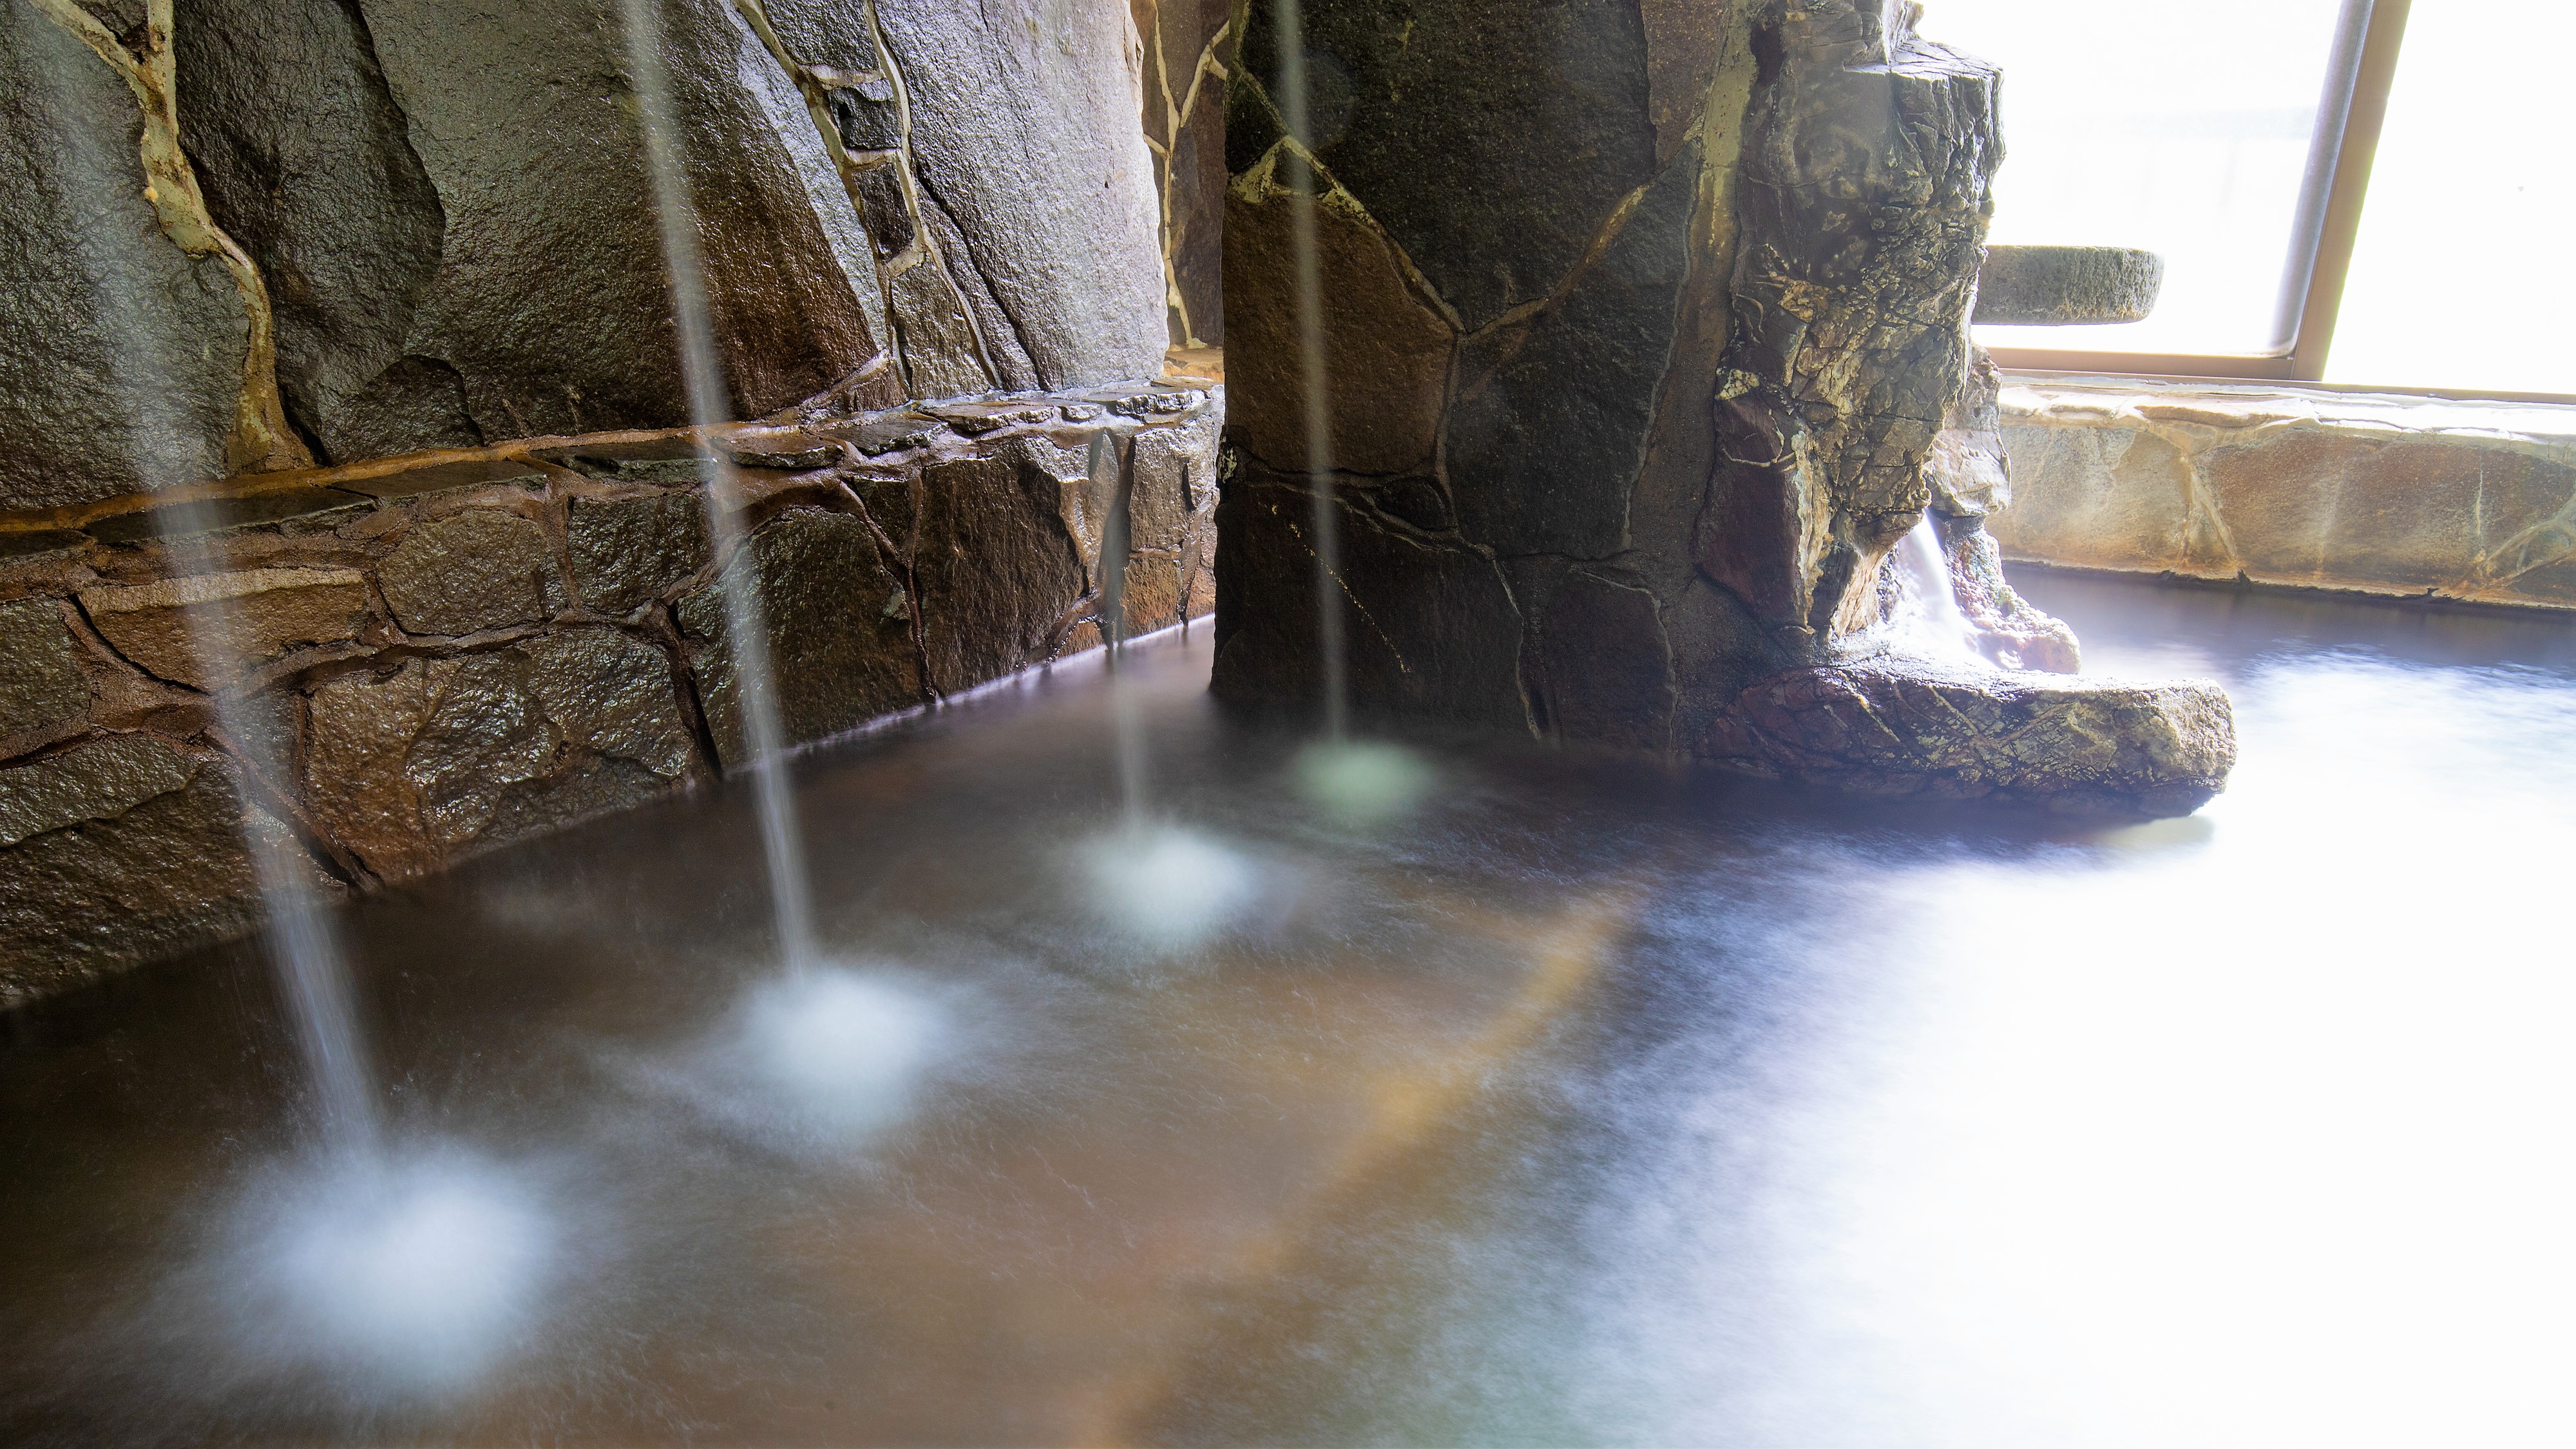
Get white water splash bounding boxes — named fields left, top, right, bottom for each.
left=1081, top=823, right=1261, bottom=952
left=231, top=1148, right=560, bottom=1396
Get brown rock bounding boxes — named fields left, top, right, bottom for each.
left=303, top=629, right=694, bottom=879
left=568, top=492, right=712, bottom=619
left=1210, top=465, right=1529, bottom=731
left=0, top=736, right=320, bottom=1001
left=915, top=454, right=1089, bottom=696
left=379, top=510, right=560, bottom=635
left=80, top=568, right=372, bottom=688
left=1222, top=163, right=1453, bottom=477
left=680, top=508, right=924, bottom=764
left=1703, top=662, right=2235, bottom=818
left=0, top=597, right=90, bottom=740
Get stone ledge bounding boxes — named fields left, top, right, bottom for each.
left=0, top=383, right=1221, bottom=1006
left=1987, top=376, right=2576, bottom=611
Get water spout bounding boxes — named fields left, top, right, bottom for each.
left=620, top=0, right=820, bottom=974
left=1887, top=515, right=1986, bottom=667
left=1272, top=0, right=1350, bottom=740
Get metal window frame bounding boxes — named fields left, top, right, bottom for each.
left=1977, top=0, right=2573, bottom=403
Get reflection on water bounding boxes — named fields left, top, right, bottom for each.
left=3, top=577, right=2575, bottom=1446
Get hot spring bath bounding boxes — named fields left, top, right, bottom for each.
left=4, top=573, right=2574, bottom=1447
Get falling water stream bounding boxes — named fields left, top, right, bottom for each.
left=619, top=0, right=820, bottom=977
left=1889, top=515, right=1987, bottom=666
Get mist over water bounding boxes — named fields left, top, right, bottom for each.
left=5, top=579, right=2576, bottom=1444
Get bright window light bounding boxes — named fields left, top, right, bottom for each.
left=1920, top=0, right=2352, bottom=358
left=2326, top=0, right=2575, bottom=396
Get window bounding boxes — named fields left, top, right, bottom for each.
left=1925, top=0, right=2360, bottom=360
left=1920, top=0, right=2566, bottom=401
left=2325, top=0, right=2575, bottom=396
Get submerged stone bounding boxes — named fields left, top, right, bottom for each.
left=1702, top=662, right=2237, bottom=818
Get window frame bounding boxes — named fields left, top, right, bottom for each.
left=1979, top=0, right=2567, bottom=404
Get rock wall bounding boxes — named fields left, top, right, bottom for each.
left=0, top=0, right=1170, bottom=507
left=1209, top=0, right=2235, bottom=815
left=1989, top=379, right=2576, bottom=609
left=0, top=384, right=1217, bottom=1004
left=1209, top=0, right=1993, bottom=742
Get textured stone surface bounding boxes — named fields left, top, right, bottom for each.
left=1216, top=0, right=2231, bottom=815
left=304, top=629, right=694, bottom=879
left=1989, top=381, right=2576, bottom=608
left=681, top=507, right=922, bottom=765
left=915, top=453, right=1089, bottom=696
left=0, top=736, right=309, bottom=1001
left=1234, top=0, right=1659, bottom=333
left=345, top=0, right=884, bottom=439
left=0, top=3, right=242, bottom=506
left=1221, top=159, right=1452, bottom=477
left=1447, top=142, right=1699, bottom=559
left=1211, top=465, right=1528, bottom=731
left=0, top=599, right=90, bottom=740
left=569, top=492, right=714, bottom=618
left=1974, top=245, right=2164, bottom=326
left=379, top=511, right=559, bottom=635
left=872, top=0, right=1170, bottom=390
left=80, top=568, right=372, bottom=688
left=177, top=0, right=464, bottom=465
left=1697, top=19, right=1999, bottom=638
left=1704, top=663, right=2237, bottom=816
left=0, top=387, right=1217, bottom=1001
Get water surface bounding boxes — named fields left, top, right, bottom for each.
left=4, top=575, right=2573, bottom=1446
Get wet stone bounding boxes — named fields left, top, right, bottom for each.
left=379, top=510, right=560, bottom=635
left=0, top=597, right=90, bottom=739
left=1701, top=662, right=2237, bottom=818
left=680, top=508, right=924, bottom=766
left=0, top=736, right=310, bottom=1001
left=79, top=568, right=372, bottom=689
left=82, top=486, right=372, bottom=544
left=302, top=629, right=694, bottom=880
left=328, top=457, right=545, bottom=501
left=568, top=493, right=713, bottom=619
left=914, top=454, right=1089, bottom=696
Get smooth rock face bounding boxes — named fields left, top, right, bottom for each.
left=80, top=569, right=373, bottom=688
left=378, top=510, right=560, bottom=636
left=0, top=600, right=90, bottom=740
left=177, top=0, right=466, bottom=465
left=1211, top=462, right=1529, bottom=731
left=1974, top=245, right=2165, bottom=325
left=1704, top=662, right=2237, bottom=817
left=0, top=0, right=1172, bottom=508
left=0, top=737, right=305, bottom=1003
left=870, top=0, right=1170, bottom=390
left=0, top=3, right=243, bottom=506
left=1221, top=163, right=1453, bottom=477
left=681, top=507, right=922, bottom=765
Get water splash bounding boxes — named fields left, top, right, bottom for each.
left=1885, top=515, right=1987, bottom=666
left=1081, top=822, right=1262, bottom=952
left=739, top=967, right=950, bottom=1137
left=225, top=1146, right=561, bottom=1396
left=1294, top=738, right=1436, bottom=829
left=619, top=0, right=820, bottom=974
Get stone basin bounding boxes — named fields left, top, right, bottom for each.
left=1972, top=243, right=2167, bottom=325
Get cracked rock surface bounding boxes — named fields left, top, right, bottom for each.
left=1216, top=0, right=2235, bottom=816
left=0, top=383, right=1219, bottom=1000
